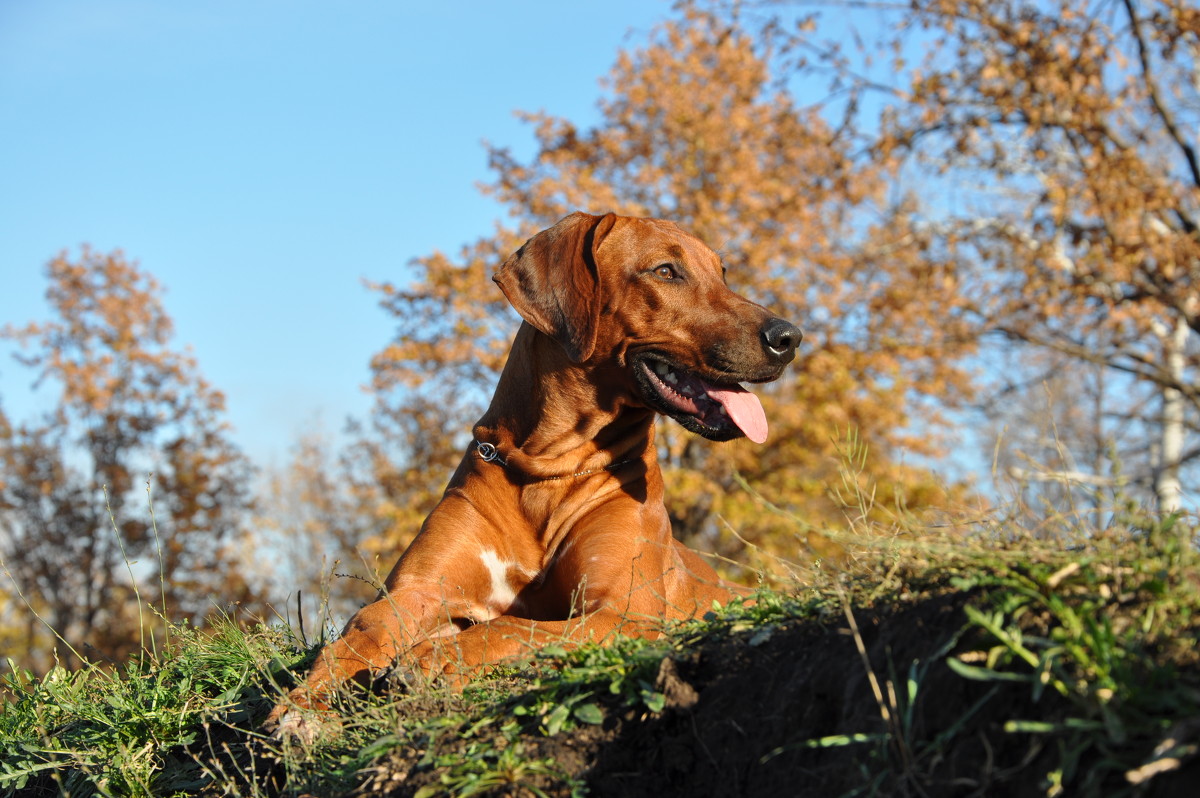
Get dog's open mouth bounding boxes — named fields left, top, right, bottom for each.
left=633, top=355, right=769, bottom=443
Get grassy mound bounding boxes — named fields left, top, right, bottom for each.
left=3, top=518, right=1199, bottom=797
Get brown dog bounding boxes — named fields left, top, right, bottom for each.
left=268, top=212, right=800, bottom=740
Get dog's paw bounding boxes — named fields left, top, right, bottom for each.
left=383, top=657, right=428, bottom=691
left=265, top=704, right=341, bottom=747
left=384, top=643, right=469, bottom=692
left=263, top=694, right=341, bottom=747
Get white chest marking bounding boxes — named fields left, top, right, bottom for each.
left=479, top=549, right=518, bottom=612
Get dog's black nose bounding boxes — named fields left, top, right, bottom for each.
left=761, top=317, right=802, bottom=363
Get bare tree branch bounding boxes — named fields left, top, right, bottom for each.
left=1122, top=0, right=1200, bottom=191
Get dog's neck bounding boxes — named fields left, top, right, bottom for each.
left=472, top=322, right=656, bottom=480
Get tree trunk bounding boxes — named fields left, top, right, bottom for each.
left=1155, top=316, right=1187, bottom=515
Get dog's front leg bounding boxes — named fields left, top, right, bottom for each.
left=264, top=585, right=461, bottom=742
left=396, top=525, right=681, bottom=688
left=396, top=608, right=653, bottom=689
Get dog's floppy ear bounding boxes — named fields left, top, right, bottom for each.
left=494, top=211, right=617, bottom=362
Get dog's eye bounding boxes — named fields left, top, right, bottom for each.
left=653, top=264, right=679, bottom=281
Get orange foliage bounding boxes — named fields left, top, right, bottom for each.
left=724, top=0, right=1199, bottom=513
left=877, top=0, right=1200, bottom=509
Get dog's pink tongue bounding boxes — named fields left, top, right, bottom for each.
left=707, top=385, right=768, bottom=444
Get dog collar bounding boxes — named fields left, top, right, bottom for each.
left=473, top=440, right=635, bottom=482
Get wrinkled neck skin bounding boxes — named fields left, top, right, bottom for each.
left=472, top=322, right=656, bottom=480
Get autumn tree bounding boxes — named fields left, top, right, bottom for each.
left=879, top=0, right=1200, bottom=517
left=360, top=5, right=978, bottom=572
left=735, top=0, right=1199, bottom=518
left=0, top=248, right=260, bottom=672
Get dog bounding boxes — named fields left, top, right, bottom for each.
left=267, top=212, right=801, bottom=741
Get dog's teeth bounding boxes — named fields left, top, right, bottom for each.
left=654, top=362, right=669, bottom=376
left=664, top=372, right=678, bottom=384
left=717, top=405, right=727, bottom=415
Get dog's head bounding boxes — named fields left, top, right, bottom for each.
left=495, top=212, right=801, bottom=443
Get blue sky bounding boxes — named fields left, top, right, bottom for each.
left=0, top=0, right=672, bottom=467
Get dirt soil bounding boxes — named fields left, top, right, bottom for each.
left=349, top=589, right=1200, bottom=798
